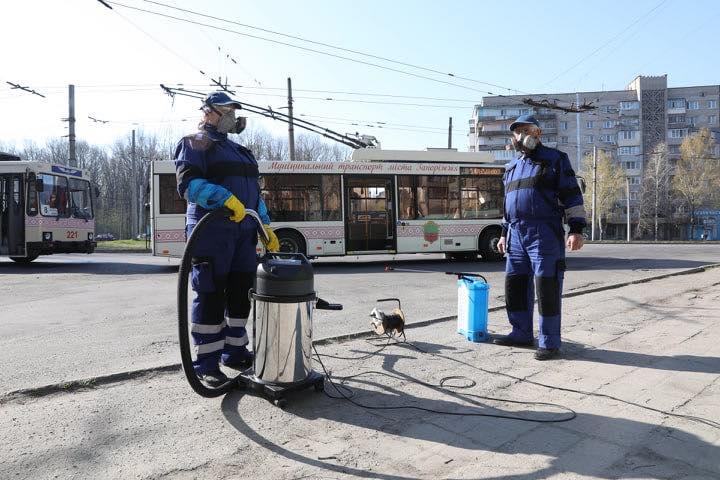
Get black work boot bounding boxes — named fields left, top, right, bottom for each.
left=534, top=348, right=560, bottom=361
left=199, top=370, right=229, bottom=387
left=492, top=335, right=534, bottom=348
left=221, top=351, right=254, bottom=371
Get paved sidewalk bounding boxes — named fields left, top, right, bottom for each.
left=1, top=267, right=719, bottom=479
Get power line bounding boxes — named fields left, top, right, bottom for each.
left=106, top=1, right=525, bottom=99
left=143, top=0, right=525, bottom=94
left=5, top=81, right=46, bottom=98
left=540, top=0, right=669, bottom=88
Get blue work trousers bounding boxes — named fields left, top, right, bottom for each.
left=504, top=221, right=566, bottom=349
left=187, top=222, right=258, bottom=374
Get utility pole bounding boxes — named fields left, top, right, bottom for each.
left=68, top=84, right=77, bottom=167
left=447, top=117, right=453, bottom=148
left=287, top=77, right=296, bottom=161
left=591, top=145, right=597, bottom=241
left=626, top=176, right=631, bottom=242
left=131, top=129, right=137, bottom=239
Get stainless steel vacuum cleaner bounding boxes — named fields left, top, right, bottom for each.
left=177, top=208, right=342, bottom=405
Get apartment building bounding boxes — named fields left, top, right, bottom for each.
left=468, top=75, right=720, bottom=239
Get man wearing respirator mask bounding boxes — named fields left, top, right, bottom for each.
left=174, top=91, right=280, bottom=386
left=494, top=114, right=586, bottom=361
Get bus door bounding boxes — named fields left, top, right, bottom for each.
left=344, top=176, right=395, bottom=252
left=0, top=173, right=25, bottom=256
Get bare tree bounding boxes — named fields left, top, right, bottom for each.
left=581, top=149, right=624, bottom=240
left=638, top=143, right=675, bottom=240
left=672, top=128, right=720, bottom=236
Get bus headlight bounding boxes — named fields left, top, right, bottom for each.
left=88, top=232, right=94, bottom=241
left=42, top=232, right=53, bottom=242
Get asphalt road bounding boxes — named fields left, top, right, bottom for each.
left=0, top=243, right=718, bottom=394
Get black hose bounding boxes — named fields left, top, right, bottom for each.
left=177, top=208, right=243, bottom=397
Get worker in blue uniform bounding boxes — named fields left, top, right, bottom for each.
left=175, top=91, right=280, bottom=386
left=494, top=114, right=586, bottom=360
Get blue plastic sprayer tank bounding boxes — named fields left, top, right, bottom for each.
left=457, top=274, right=489, bottom=342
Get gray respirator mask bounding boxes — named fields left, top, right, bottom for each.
left=512, top=132, right=539, bottom=152
left=208, top=104, right=247, bottom=134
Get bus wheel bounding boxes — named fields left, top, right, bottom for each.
left=277, top=231, right=306, bottom=256
left=479, top=229, right=504, bottom=262
left=10, top=254, right=39, bottom=264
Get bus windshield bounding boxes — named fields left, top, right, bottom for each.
left=69, top=178, right=94, bottom=219
left=38, top=174, right=69, bottom=217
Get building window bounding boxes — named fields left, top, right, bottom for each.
left=623, top=161, right=638, bottom=170
left=668, top=145, right=681, bottom=154
left=560, top=136, right=568, bottom=144
left=668, top=114, right=686, bottom=124
left=560, top=121, right=568, bottom=130
left=709, top=115, right=717, bottom=124
left=707, top=100, right=718, bottom=109
left=669, top=129, right=687, bottom=139
left=586, top=121, right=594, bottom=129
left=687, top=100, right=699, bottom=110
left=603, top=120, right=613, bottom=128
left=620, top=101, right=639, bottom=110
left=542, top=135, right=557, bottom=143
left=629, top=176, right=640, bottom=185
left=688, top=117, right=697, bottom=126
left=520, top=108, right=530, bottom=115
left=620, top=130, right=636, bottom=140
left=667, top=98, right=686, bottom=109
left=585, top=135, right=593, bottom=143
left=469, top=126, right=475, bottom=133
left=500, top=109, right=506, bottom=116
left=618, top=146, right=640, bottom=155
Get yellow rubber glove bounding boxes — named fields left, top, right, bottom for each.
left=223, top=195, right=246, bottom=223
left=262, top=225, right=280, bottom=252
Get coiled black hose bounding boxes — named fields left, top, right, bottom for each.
left=177, top=208, right=267, bottom=397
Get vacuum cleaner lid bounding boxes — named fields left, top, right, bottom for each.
left=256, top=253, right=314, bottom=298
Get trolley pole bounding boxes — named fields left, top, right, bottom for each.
left=68, top=84, right=77, bottom=167
left=287, top=77, right=296, bottom=161
left=447, top=117, right=453, bottom=148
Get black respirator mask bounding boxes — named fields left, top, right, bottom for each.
left=512, top=132, right=539, bottom=152
left=207, top=103, right=247, bottom=134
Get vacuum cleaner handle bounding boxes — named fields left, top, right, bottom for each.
left=222, top=207, right=270, bottom=245
left=316, top=298, right=343, bottom=310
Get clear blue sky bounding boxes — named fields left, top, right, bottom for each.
left=1, top=0, right=718, bottom=153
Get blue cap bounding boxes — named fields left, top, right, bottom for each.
left=204, top=91, right=242, bottom=109
left=509, top=114, right=539, bottom=131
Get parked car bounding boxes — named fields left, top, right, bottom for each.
left=96, top=233, right=116, bottom=241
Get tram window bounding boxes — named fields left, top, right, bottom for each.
left=461, top=176, right=504, bottom=219
left=419, top=176, right=459, bottom=220
left=158, top=174, right=186, bottom=214
left=38, top=174, right=69, bottom=217
left=69, top=178, right=94, bottom=219
left=261, top=174, right=323, bottom=222
left=321, top=175, right=341, bottom=221
left=398, top=176, right=416, bottom=220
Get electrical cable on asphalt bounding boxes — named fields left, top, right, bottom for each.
left=312, top=331, right=720, bottom=430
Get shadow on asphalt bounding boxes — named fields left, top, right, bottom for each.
left=0, top=260, right=178, bottom=275
left=220, top=343, right=719, bottom=479
left=564, top=340, right=720, bottom=374
left=568, top=256, right=711, bottom=271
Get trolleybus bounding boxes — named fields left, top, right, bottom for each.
left=0, top=153, right=97, bottom=263
left=150, top=149, right=506, bottom=261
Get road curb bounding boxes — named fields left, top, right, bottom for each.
left=3, top=262, right=719, bottom=403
